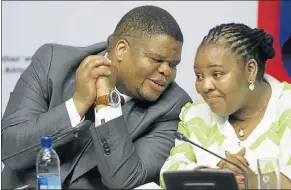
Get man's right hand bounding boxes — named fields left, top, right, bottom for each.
left=73, top=55, right=112, bottom=117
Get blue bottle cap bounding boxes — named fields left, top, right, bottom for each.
left=40, top=137, right=53, bottom=149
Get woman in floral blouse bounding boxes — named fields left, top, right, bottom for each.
left=160, top=23, right=291, bottom=189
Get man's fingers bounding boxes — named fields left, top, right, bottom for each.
left=81, top=56, right=111, bottom=69
left=104, top=56, right=112, bottom=63
left=85, top=58, right=111, bottom=70
left=90, top=67, right=111, bottom=79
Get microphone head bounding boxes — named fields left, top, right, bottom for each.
left=173, top=132, right=186, bottom=141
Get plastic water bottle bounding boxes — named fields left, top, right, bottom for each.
left=36, top=137, right=61, bottom=189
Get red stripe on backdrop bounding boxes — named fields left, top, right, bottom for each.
left=258, top=0, right=291, bottom=83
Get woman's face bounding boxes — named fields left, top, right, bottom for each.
left=194, top=44, right=250, bottom=116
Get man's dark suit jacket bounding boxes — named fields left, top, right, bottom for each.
left=1, top=42, right=192, bottom=189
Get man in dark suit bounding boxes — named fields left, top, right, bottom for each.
left=1, top=5, right=191, bottom=189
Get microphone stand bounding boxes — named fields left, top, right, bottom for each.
left=2, top=120, right=92, bottom=161
left=174, top=132, right=248, bottom=190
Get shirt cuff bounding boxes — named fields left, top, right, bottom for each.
left=95, top=105, right=123, bottom=127
left=65, top=98, right=84, bottom=128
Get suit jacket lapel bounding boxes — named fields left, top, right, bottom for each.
left=122, top=100, right=147, bottom=135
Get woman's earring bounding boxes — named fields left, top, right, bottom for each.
left=249, top=81, right=255, bottom=91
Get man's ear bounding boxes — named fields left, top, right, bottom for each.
left=114, top=39, right=129, bottom=62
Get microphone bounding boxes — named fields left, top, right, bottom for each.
left=174, top=131, right=248, bottom=190
left=2, top=120, right=92, bottom=161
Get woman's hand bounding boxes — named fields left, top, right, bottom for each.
left=217, top=148, right=258, bottom=189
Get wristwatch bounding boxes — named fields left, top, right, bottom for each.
left=96, top=89, right=121, bottom=107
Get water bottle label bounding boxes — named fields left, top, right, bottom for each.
left=37, top=175, right=61, bottom=190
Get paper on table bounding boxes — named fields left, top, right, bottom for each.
left=134, top=182, right=162, bottom=189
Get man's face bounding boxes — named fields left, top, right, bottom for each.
left=194, top=44, right=249, bottom=116
left=115, top=35, right=183, bottom=101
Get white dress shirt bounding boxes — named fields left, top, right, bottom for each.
left=65, top=89, right=131, bottom=128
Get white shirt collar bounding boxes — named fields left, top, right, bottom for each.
left=104, top=52, right=132, bottom=104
